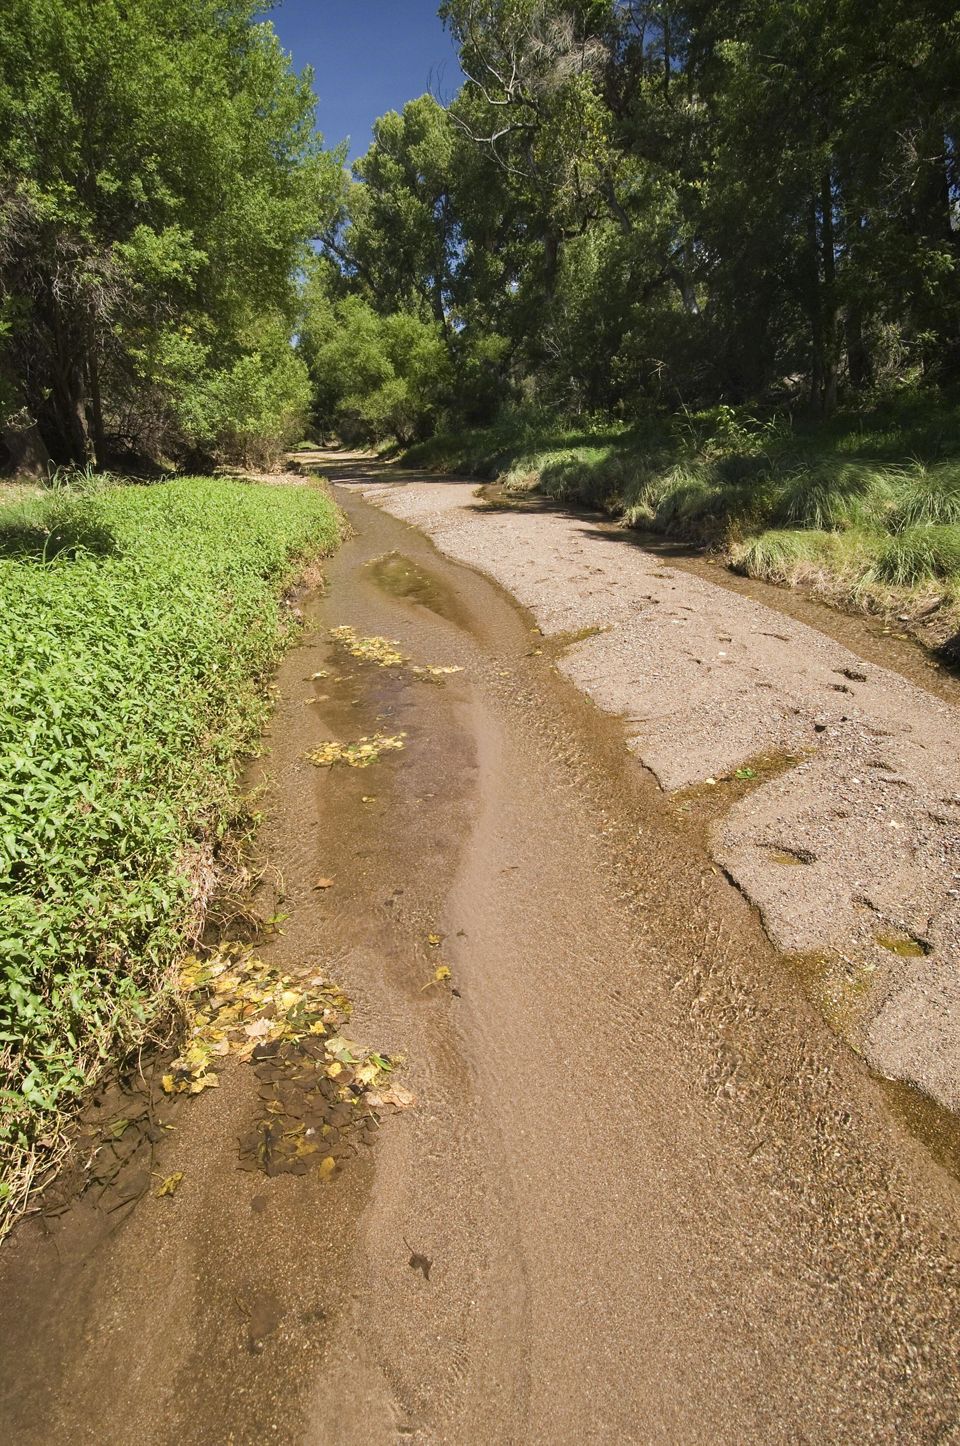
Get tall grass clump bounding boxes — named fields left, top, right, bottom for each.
left=870, top=523, right=960, bottom=587
left=0, top=475, right=341, bottom=1228
left=770, top=459, right=900, bottom=532
left=730, top=528, right=875, bottom=586
left=888, top=461, right=960, bottom=529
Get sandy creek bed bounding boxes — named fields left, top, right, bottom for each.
left=0, top=459, right=958, bottom=1443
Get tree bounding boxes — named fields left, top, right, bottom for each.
left=300, top=265, right=452, bottom=445
left=304, top=0, right=960, bottom=440
left=0, top=0, right=343, bottom=468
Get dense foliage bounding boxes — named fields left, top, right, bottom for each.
left=307, top=0, right=960, bottom=434
left=0, top=476, right=341, bottom=1214
left=0, top=0, right=343, bottom=471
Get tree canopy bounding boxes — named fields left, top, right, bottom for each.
left=4, top=1, right=958, bottom=463
left=0, top=0, right=343, bottom=469
left=305, top=0, right=960, bottom=443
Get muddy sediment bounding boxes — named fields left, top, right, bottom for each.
left=0, top=471, right=959, bottom=1441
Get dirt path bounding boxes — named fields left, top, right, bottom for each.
left=1, top=460, right=959, bottom=1443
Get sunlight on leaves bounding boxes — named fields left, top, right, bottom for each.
left=162, top=943, right=415, bottom=1179
left=306, top=734, right=406, bottom=768
left=329, top=625, right=406, bottom=667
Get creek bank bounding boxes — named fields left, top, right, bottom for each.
left=325, top=451, right=960, bottom=1117
left=0, top=473, right=342, bottom=1237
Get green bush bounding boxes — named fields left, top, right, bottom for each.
left=0, top=475, right=341, bottom=1213
left=162, top=320, right=314, bottom=469
left=301, top=293, right=452, bottom=446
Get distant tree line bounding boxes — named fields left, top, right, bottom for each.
left=303, top=0, right=960, bottom=443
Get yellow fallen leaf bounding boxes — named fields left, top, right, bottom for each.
left=188, top=1072, right=219, bottom=1094
left=434, top=965, right=451, bottom=982
left=155, top=1171, right=184, bottom=1198
left=330, top=626, right=406, bottom=667
left=427, top=933, right=442, bottom=947
left=293, top=1137, right=321, bottom=1160
left=318, top=1156, right=336, bottom=1177
left=161, top=1073, right=175, bottom=1095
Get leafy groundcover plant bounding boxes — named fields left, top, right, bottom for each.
left=0, top=475, right=341, bottom=1229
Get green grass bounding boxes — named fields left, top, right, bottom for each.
left=0, top=474, right=341, bottom=1224
left=403, top=397, right=960, bottom=621
left=871, top=523, right=960, bottom=587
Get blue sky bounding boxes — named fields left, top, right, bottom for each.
left=267, top=1, right=463, bottom=161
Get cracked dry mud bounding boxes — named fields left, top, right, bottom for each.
left=1, top=456, right=959, bottom=1444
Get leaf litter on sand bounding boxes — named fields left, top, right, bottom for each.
left=421, top=964, right=452, bottom=990
left=163, top=943, right=415, bottom=1178
left=306, top=734, right=406, bottom=768
left=410, top=664, right=464, bottom=683
left=328, top=623, right=462, bottom=683
left=329, top=625, right=406, bottom=668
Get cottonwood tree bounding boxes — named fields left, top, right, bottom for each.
left=0, top=0, right=343, bottom=469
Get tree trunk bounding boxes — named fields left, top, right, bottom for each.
left=820, top=170, right=838, bottom=412
left=88, top=343, right=107, bottom=465
left=806, top=198, right=825, bottom=408
left=47, top=351, right=92, bottom=464
left=2, top=409, right=51, bottom=477
left=912, top=126, right=960, bottom=380
left=0, top=357, right=52, bottom=475
left=40, top=290, right=94, bottom=464
left=673, top=246, right=700, bottom=316
left=845, top=300, right=872, bottom=390
left=543, top=229, right=560, bottom=299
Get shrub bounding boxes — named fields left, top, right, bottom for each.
left=302, top=295, right=451, bottom=446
